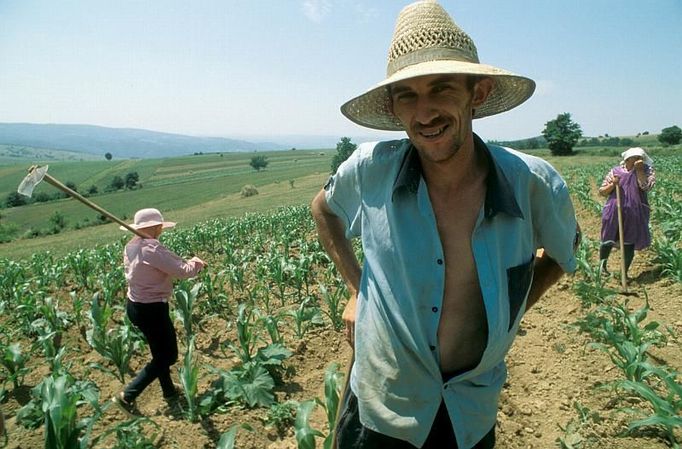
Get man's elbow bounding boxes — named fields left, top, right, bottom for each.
left=311, top=190, right=330, bottom=220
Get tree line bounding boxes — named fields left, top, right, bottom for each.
left=4, top=171, right=141, bottom=208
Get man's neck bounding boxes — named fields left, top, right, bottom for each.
left=420, top=134, right=487, bottom=194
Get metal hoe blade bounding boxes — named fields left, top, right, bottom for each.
left=17, top=165, right=49, bottom=197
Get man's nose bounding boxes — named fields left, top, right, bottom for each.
left=414, top=97, right=438, bottom=125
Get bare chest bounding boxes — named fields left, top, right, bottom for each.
left=429, top=185, right=489, bottom=372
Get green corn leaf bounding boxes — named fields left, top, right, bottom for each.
left=295, top=400, right=324, bottom=449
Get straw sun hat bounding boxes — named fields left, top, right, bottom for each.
left=340, top=0, right=536, bottom=131
left=120, top=208, right=176, bottom=231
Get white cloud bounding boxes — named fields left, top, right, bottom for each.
left=302, top=0, right=332, bottom=23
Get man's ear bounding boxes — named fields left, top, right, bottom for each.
left=472, top=77, right=494, bottom=108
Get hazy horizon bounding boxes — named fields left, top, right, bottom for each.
left=1, top=1, right=680, bottom=144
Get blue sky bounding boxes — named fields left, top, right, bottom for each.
left=1, top=0, right=680, bottom=146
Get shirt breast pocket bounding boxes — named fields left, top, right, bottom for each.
left=506, top=255, right=535, bottom=331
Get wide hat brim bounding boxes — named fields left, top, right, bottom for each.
left=119, top=221, right=176, bottom=231
left=341, top=60, right=536, bottom=131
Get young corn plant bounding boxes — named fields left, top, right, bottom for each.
left=295, top=363, right=344, bottom=449
left=318, top=283, right=347, bottom=332
left=179, top=336, right=201, bottom=422
left=225, top=303, right=262, bottom=364
left=286, top=296, right=324, bottom=340
left=0, top=259, right=26, bottom=307
left=652, top=236, right=682, bottom=284
left=32, top=326, right=67, bottom=373
left=86, top=292, right=114, bottom=350
left=174, top=281, right=203, bottom=346
left=68, top=291, right=87, bottom=338
left=0, top=341, right=29, bottom=389
left=617, top=367, right=682, bottom=448
left=252, top=280, right=275, bottom=316
left=32, top=296, right=71, bottom=346
left=95, top=321, right=142, bottom=383
left=217, top=424, right=255, bottom=449
left=40, top=374, right=104, bottom=449
left=573, top=238, right=616, bottom=307
left=259, top=312, right=285, bottom=346
left=64, top=249, right=95, bottom=290
left=97, top=266, right=127, bottom=305
left=198, top=270, right=232, bottom=319
left=87, top=294, right=141, bottom=382
left=90, top=417, right=162, bottom=449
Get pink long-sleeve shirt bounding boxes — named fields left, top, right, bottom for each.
left=124, top=237, right=203, bottom=303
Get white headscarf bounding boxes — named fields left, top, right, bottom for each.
left=621, top=147, right=653, bottom=166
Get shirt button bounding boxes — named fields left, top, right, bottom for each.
left=429, top=345, right=436, bottom=351
left=432, top=307, right=438, bottom=313
left=436, top=259, right=443, bottom=265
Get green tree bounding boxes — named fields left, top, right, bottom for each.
left=250, top=155, right=269, bottom=171
left=34, top=192, right=52, bottom=203
left=105, top=152, right=112, bottom=160
left=125, top=171, right=140, bottom=189
left=542, top=113, right=583, bottom=156
left=658, top=125, right=682, bottom=145
left=49, top=211, right=66, bottom=232
left=5, top=192, right=27, bottom=208
left=109, top=175, right=124, bottom=191
left=331, top=137, right=357, bottom=174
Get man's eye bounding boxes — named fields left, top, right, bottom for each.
left=394, top=92, right=416, bottom=103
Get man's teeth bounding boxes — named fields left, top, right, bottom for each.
left=422, top=127, right=444, bottom=137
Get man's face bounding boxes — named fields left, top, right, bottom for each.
left=389, top=74, right=491, bottom=164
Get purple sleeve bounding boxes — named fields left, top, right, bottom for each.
left=638, top=165, right=655, bottom=191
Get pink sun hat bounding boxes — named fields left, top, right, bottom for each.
left=120, top=208, right=176, bottom=231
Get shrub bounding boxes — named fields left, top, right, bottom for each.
left=250, top=156, right=269, bottom=171
left=241, top=185, right=259, bottom=198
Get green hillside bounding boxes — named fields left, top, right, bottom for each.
left=0, top=143, right=101, bottom=163
left=0, top=149, right=333, bottom=257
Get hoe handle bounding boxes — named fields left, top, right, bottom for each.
left=615, top=184, right=627, bottom=289
left=42, top=173, right=148, bottom=238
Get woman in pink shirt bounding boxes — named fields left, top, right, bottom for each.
left=113, top=208, right=206, bottom=415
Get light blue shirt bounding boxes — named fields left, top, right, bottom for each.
left=324, top=135, right=577, bottom=449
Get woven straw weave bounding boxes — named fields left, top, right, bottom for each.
left=340, top=1, right=536, bottom=131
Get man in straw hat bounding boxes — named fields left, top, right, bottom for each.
left=311, top=1, right=581, bottom=448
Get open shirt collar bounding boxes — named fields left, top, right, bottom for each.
left=392, top=133, right=524, bottom=220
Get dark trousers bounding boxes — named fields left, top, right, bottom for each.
left=123, top=300, right=178, bottom=402
left=599, top=242, right=635, bottom=274
left=336, top=388, right=495, bottom=449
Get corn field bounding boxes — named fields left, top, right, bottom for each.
left=0, top=154, right=680, bottom=448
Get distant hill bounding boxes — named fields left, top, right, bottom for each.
left=0, top=123, right=286, bottom=159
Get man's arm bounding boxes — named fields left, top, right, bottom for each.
left=525, top=251, right=565, bottom=311
left=526, top=223, right=581, bottom=311
left=311, top=189, right=361, bottom=346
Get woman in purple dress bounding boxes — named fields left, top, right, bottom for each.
left=598, top=147, right=655, bottom=279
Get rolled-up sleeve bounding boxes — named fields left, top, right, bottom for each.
left=324, top=146, right=364, bottom=239
left=533, top=181, right=578, bottom=273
